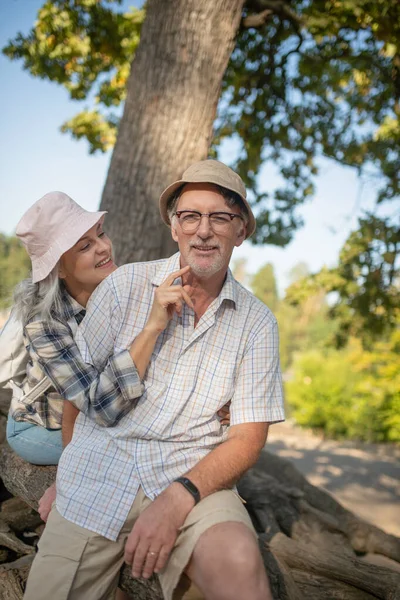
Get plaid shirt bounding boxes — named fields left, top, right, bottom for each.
left=24, top=301, right=143, bottom=429
left=56, top=253, right=285, bottom=540
left=9, top=293, right=85, bottom=429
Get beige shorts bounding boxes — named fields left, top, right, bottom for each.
left=24, top=488, right=255, bottom=600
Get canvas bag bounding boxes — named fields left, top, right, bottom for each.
left=0, top=312, right=52, bottom=403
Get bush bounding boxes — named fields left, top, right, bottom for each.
left=0, top=234, right=30, bottom=310
left=286, top=330, right=400, bottom=443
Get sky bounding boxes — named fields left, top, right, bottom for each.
left=0, top=0, right=390, bottom=294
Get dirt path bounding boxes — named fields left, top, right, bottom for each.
left=267, top=420, right=400, bottom=537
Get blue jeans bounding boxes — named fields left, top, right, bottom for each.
left=6, top=415, right=63, bottom=465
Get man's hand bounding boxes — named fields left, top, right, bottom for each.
left=124, top=483, right=194, bottom=579
left=38, top=482, right=57, bottom=522
left=145, top=266, right=194, bottom=334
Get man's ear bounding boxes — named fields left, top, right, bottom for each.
left=171, top=218, right=179, bottom=243
left=234, top=224, right=246, bottom=248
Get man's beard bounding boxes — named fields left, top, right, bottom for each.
left=186, top=244, right=225, bottom=278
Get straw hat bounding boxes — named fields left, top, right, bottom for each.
left=159, top=160, right=256, bottom=238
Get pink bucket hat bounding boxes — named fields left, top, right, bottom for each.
left=16, top=191, right=107, bottom=283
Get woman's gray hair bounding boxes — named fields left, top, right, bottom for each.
left=13, top=264, right=64, bottom=326
left=166, top=184, right=249, bottom=226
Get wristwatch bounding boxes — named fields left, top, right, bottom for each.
left=174, top=477, right=201, bottom=505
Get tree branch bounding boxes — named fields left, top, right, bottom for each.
left=243, top=8, right=273, bottom=28
left=244, top=0, right=302, bottom=26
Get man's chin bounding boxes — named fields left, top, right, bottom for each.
left=188, top=259, right=223, bottom=278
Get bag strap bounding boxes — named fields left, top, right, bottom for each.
left=10, top=375, right=53, bottom=405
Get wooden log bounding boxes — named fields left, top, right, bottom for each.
left=238, top=466, right=355, bottom=557
left=0, top=547, right=11, bottom=563
left=0, top=555, right=34, bottom=600
left=120, top=566, right=163, bottom=600
left=0, top=497, right=42, bottom=534
left=270, top=532, right=400, bottom=600
left=252, top=451, right=400, bottom=562
left=258, top=534, right=305, bottom=600
left=291, top=570, right=381, bottom=600
left=0, top=518, right=34, bottom=557
left=0, top=445, right=56, bottom=511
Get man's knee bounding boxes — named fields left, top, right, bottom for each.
left=186, top=522, right=272, bottom=600
left=189, top=521, right=264, bottom=578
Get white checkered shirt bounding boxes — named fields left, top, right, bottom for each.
left=56, top=253, right=285, bottom=540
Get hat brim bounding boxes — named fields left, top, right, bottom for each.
left=159, top=180, right=256, bottom=239
left=32, top=210, right=107, bottom=283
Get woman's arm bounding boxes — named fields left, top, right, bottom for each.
left=24, top=266, right=193, bottom=428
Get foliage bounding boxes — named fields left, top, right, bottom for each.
left=250, top=261, right=337, bottom=370
left=223, top=0, right=400, bottom=245
left=286, top=329, right=400, bottom=443
left=250, top=258, right=399, bottom=443
left=3, top=0, right=400, bottom=245
left=3, top=0, right=144, bottom=153
left=251, top=262, right=279, bottom=311
left=286, top=214, right=400, bottom=347
left=0, top=235, right=30, bottom=310
left=276, top=298, right=337, bottom=371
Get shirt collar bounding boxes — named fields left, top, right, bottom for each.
left=218, top=268, right=238, bottom=307
left=151, top=252, right=182, bottom=287
left=152, top=252, right=238, bottom=307
left=57, top=286, right=86, bottom=322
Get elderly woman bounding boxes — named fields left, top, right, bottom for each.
left=5, top=191, right=193, bottom=466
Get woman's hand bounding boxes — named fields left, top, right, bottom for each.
left=145, top=266, right=194, bottom=334
left=38, top=482, right=57, bottom=522
left=217, top=402, right=231, bottom=426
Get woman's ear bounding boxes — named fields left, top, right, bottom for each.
left=58, top=260, right=66, bottom=280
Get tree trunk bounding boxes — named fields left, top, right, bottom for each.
left=100, top=0, right=245, bottom=265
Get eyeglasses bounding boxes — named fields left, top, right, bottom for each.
left=175, top=210, right=244, bottom=233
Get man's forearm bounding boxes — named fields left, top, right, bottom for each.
left=183, top=423, right=269, bottom=500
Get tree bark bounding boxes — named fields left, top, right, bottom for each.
left=100, top=0, right=246, bottom=265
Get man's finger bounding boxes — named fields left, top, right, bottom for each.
left=124, top=533, right=139, bottom=565
left=154, top=544, right=173, bottom=573
left=181, top=288, right=194, bottom=310
left=160, top=287, right=193, bottom=311
left=141, top=549, right=160, bottom=579
left=174, top=300, right=183, bottom=316
left=160, top=265, right=191, bottom=288
left=131, top=543, right=149, bottom=578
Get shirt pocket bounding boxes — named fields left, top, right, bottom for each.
left=194, top=357, right=236, bottom=408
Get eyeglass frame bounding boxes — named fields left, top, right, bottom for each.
left=174, top=210, right=245, bottom=232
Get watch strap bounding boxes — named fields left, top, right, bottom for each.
left=174, top=476, right=201, bottom=505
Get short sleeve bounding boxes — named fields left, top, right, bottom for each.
left=230, top=317, right=285, bottom=425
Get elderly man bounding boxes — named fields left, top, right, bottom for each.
left=24, top=160, right=284, bottom=600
